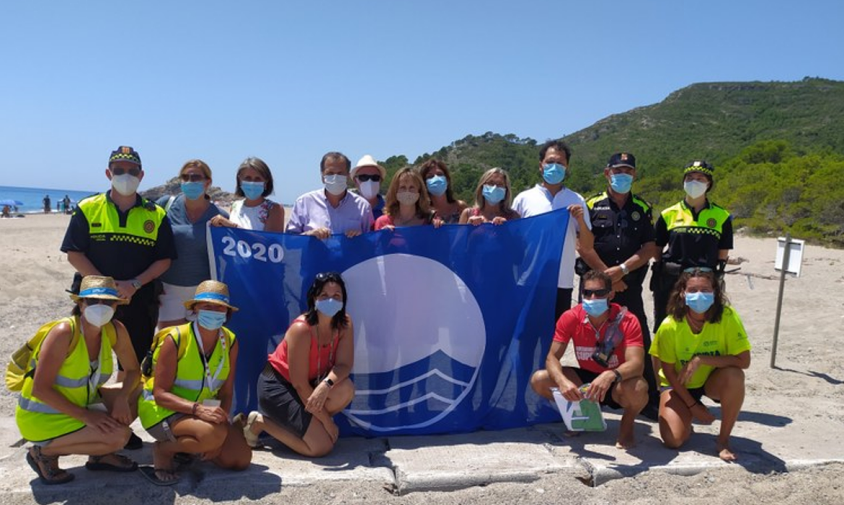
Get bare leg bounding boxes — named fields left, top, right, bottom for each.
left=250, top=413, right=334, bottom=457
left=705, top=367, right=745, bottom=462
left=208, top=422, right=252, bottom=470
left=323, top=379, right=355, bottom=415
left=658, top=389, right=694, bottom=449
left=612, top=377, right=648, bottom=449
left=152, top=416, right=228, bottom=480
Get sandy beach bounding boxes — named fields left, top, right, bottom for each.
left=1, top=213, right=843, bottom=504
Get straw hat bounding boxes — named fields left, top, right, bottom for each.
left=350, top=154, right=387, bottom=180
left=184, top=280, right=239, bottom=311
left=69, top=275, right=129, bottom=304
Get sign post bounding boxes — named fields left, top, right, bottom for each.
left=770, top=233, right=804, bottom=368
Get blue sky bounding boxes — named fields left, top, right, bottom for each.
left=1, top=1, right=842, bottom=203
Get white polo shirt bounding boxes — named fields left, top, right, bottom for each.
left=512, top=184, right=591, bottom=289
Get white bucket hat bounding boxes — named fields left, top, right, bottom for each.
left=351, top=154, right=387, bottom=180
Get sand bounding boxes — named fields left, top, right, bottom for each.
left=1, top=214, right=843, bottom=504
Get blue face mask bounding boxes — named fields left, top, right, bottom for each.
left=610, top=173, right=634, bottom=194
left=197, top=309, right=227, bottom=330
left=542, top=163, right=566, bottom=185
left=241, top=181, right=265, bottom=200
left=426, top=175, right=448, bottom=196
left=482, top=185, right=506, bottom=205
left=315, top=298, right=343, bottom=318
left=582, top=298, right=609, bottom=317
left=181, top=181, right=205, bottom=201
left=685, top=291, right=715, bottom=314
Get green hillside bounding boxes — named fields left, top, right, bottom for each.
left=383, top=78, right=844, bottom=246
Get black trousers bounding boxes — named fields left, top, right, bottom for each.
left=612, top=285, right=659, bottom=405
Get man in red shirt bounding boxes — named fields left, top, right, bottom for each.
left=531, top=270, right=648, bottom=449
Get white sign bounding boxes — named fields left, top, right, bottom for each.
left=775, top=237, right=805, bottom=277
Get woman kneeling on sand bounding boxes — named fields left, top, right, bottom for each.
left=137, top=281, right=251, bottom=485
left=649, top=268, right=751, bottom=461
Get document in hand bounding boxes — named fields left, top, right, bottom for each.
left=551, top=387, right=607, bottom=432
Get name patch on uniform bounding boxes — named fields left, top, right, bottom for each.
left=143, top=220, right=155, bottom=233
left=92, top=222, right=102, bottom=228
left=706, top=218, right=717, bottom=228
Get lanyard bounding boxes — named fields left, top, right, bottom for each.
left=312, top=325, right=337, bottom=382
left=192, top=322, right=227, bottom=389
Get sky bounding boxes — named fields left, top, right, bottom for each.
left=1, top=1, right=842, bottom=203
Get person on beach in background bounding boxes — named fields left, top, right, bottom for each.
left=418, top=159, right=467, bottom=224
left=61, top=146, right=177, bottom=450
left=16, top=276, right=141, bottom=485
left=512, top=140, right=598, bottom=320
left=374, top=167, right=442, bottom=230
left=651, top=160, right=733, bottom=333
left=212, top=157, right=285, bottom=232
left=286, top=152, right=373, bottom=238
left=458, top=167, right=520, bottom=225
left=137, top=281, right=251, bottom=485
left=351, top=154, right=386, bottom=221
left=63, top=195, right=71, bottom=214
left=156, top=160, right=229, bottom=329
left=2, top=204, right=9, bottom=218
left=241, top=272, right=355, bottom=457
left=530, top=270, right=648, bottom=449
left=579, top=153, right=660, bottom=419
left=43, top=194, right=51, bottom=214
left=649, top=268, right=750, bottom=462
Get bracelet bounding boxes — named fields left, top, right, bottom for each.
left=619, top=263, right=630, bottom=276
left=191, top=402, right=199, bottom=415
left=686, top=400, right=699, bottom=409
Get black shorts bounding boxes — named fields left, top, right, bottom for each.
left=570, top=368, right=622, bottom=410
left=660, top=385, right=720, bottom=405
left=257, top=364, right=312, bottom=438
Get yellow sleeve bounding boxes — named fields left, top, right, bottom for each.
left=651, top=323, right=677, bottom=365
left=723, top=307, right=752, bottom=355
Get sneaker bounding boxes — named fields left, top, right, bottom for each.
left=124, top=431, right=143, bottom=450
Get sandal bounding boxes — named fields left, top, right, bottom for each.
left=242, top=411, right=260, bottom=448
left=85, top=453, right=138, bottom=472
left=26, top=446, right=75, bottom=485
left=139, top=465, right=181, bottom=486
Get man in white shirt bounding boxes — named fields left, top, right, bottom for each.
left=512, top=140, right=596, bottom=320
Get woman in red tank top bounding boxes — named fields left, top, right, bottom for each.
left=239, top=272, right=355, bottom=457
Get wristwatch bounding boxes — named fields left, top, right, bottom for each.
left=619, top=263, right=630, bottom=276
left=130, top=278, right=142, bottom=290
left=612, top=370, right=622, bottom=383
left=323, top=377, right=335, bottom=388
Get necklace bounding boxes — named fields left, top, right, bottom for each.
left=314, top=324, right=336, bottom=383
left=686, top=314, right=705, bottom=333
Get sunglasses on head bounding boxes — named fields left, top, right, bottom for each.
left=111, top=167, right=141, bottom=177
left=684, top=267, right=713, bottom=274
left=582, top=288, right=611, bottom=298
left=315, top=272, right=343, bottom=283
left=180, top=173, right=206, bottom=182
left=356, top=174, right=381, bottom=182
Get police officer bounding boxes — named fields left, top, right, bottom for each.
left=580, top=152, right=659, bottom=417
left=651, top=160, right=733, bottom=333
left=61, top=146, right=177, bottom=381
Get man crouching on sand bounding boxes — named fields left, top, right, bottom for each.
left=531, top=270, right=648, bottom=449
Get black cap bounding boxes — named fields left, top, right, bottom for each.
left=108, top=146, right=142, bottom=168
left=607, top=152, right=636, bottom=169
left=683, top=160, right=714, bottom=177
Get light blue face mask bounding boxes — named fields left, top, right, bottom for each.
left=685, top=291, right=715, bottom=314
left=610, top=173, right=634, bottom=194
left=241, top=181, right=265, bottom=200
left=181, top=181, right=205, bottom=201
left=542, top=163, right=566, bottom=185
left=482, top=185, right=506, bottom=205
left=582, top=298, right=609, bottom=317
left=426, top=175, right=448, bottom=196
left=197, top=309, right=227, bottom=330
left=315, top=298, right=343, bottom=318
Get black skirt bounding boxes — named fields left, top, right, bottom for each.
left=257, top=364, right=312, bottom=438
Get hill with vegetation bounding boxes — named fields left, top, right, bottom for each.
left=382, top=78, right=844, bottom=246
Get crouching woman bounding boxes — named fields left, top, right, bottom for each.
left=138, top=280, right=251, bottom=485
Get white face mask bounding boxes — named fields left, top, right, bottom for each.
left=84, top=304, right=115, bottom=327
left=684, top=180, right=708, bottom=199
left=324, top=174, right=348, bottom=196
left=358, top=180, right=380, bottom=199
left=111, top=174, right=141, bottom=196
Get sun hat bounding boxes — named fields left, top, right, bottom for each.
left=69, top=275, right=129, bottom=304
left=350, top=154, right=387, bottom=180
left=184, top=280, right=239, bottom=311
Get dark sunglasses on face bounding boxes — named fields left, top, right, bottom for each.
left=180, top=173, right=206, bottom=182
left=356, top=174, right=381, bottom=182
left=83, top=298, right=117, bottom=306
left=582, top=288, right=611, bottom=298
left=111, top=167, right=141, bottom=177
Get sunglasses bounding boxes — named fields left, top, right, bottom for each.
left=315, top=271, right=343, bottom=283
left=180, top=173, right=206, bottom=182
left=582, top=288, right=611, bottom=298
left=83, top=298, right=117, bottom=306
left=356, top=174, right=382, bottom=182
left=111, top=167, right=141, bottom=177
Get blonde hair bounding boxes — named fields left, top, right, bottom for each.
left=473, top=167, right=514, bottom=213
left=384, top=167, right=432, bottom=218
left=179, top=159, right=212, bottom=180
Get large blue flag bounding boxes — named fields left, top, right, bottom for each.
left=208, top=208, right=570, bottom=436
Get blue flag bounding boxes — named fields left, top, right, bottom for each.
left=209, top=208, right=570, bottom=436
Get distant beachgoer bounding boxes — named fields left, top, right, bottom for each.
left=157, top=159, right=229, bottom=329
left=16, top=276, right=141, bottom=485
left=649, top=268, right=751, bottom=461
left=458, top=167, right=520, bottom=225
left=286, top=152, right=373, bottom=239
left=2, top=205, right=10, bottom=218
left=43, top=194, right=51, bottom=214
left=418, top=159, right=467, bottom=224
left=63, top=195, right=71, bottom=214
left=241, top=272, right=355, bottom=457
left=211, top=157, right=284, bottom=232
left=351, top=154, right=386, bottom=221
left=374, top=167, right=441, bottom=230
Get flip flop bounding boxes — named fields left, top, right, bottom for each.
left=26, top=448, right=75, bottom=485
left=138, top=466, right=180, bottom=487
left=85, top=453, right=138, bottom=472
left=243, top=411, right=260, bottom=448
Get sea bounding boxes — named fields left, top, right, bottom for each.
left=0, top=185, right=98, bottom=214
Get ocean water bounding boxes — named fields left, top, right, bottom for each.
left=0, top=185, right=97, bottom=214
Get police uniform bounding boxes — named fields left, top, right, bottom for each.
left=61, top=191, right=176, bottom=365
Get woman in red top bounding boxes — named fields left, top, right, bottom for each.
left=240, top=272, right=355, bottom=457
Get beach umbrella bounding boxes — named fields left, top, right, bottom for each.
left=0, top=199, right=24, bottom=206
